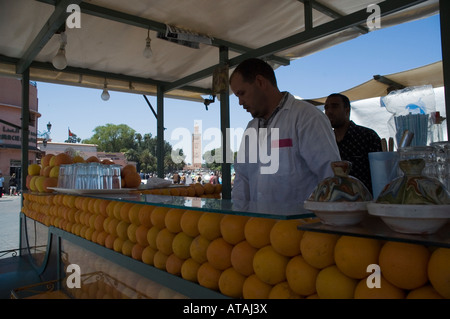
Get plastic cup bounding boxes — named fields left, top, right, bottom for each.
left=369, top=151, right=400, bottom=199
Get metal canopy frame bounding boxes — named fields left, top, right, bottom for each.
left=1, top=0, right=446, bottom=200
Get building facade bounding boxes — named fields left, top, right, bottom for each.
left=0, top=77, right=40, bottom=189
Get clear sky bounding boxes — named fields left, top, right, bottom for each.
left=37, top=14, right=442, bottom=164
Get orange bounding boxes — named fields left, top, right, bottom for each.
left=147, top=226, right=160, bottom=250
left=194, top=183, right=204, bottom=196
left=42, top=177, right=58, bottom=193
left=334, top=236, right=381, bottom=279
left=41, top=165, right=53, bottom=177
left=244, top=217, right=276, bottom=248
left=121, top=164, right=137, bottom=178
left=107, top=218, right=120, bottom=237
left=166, top=253, right=184, bottom=276
left=197, top=262, right=222, bottom=291
left=54, top=153, right=73, bottom=166
left=124, top=172, right=141, bottom=188
left=269, top=282, right=302, bottom=299
left=220, top=214, right=249, bottom=245
left=156, top=228, right=175, bottom=255
left=135, top=224, right=150, bottom=247
left=128, top=204, right=143, bottom=225
left=138, top=205, right=154, bottom=227
left=427, top=247, right=450, bottom=298
left=186, top=186, right=196, bottom=197
left=113, top=201, right=125, bottom=220
left=104, top=234, right=117, bottom=250
left=218, top=267, right=246, bottom=298
left=121, top=239, right=134, bottom=257
left=270, top=219, right=303, bottom=257
left=72, top=155, right=85, bottom=163
left=116, top=220, right=130, bottom=240
left=181, top=258, right=201, bottom=282
left=28, top=163, right=41, bottom=176
left=180, top=210, right=203, bottom=237
left=231, top=240, right=257, bottom=276
left=242, top=274, right=272, bottom=299
left=206, top=237, right=233, bottom=270
left=49, top=165, right=60, bottom=178
left=285, top=255, right=319, bottom=296
left=41, top=154, right=54, bottom=168
left=142, top=246, right=157, bottom=265
left=165, top=208, right=186, bottom=233
left=97, top=199, right=110, bottom=217
left=94, top=214, right=106, bottom=232
left=316, top=265, right=357, bottom=299
left=105, top=201, right=116, bottom=217
left=407, top=285, right=444, bottom=299
left=119, top=202, right=134, bottom=223
left=126, top=223, right=138, bottom=243
left=153, top=251, right=168, bottom=270
left=300, top=231, right=339, bottom=269
left=172, top=232, right=194, bottom=260
left=198, top=212, right=224, bottom=241
left=354, top=275, right=405, bottom=299
left=151, top=206, right=170, bottom=229
left=131, top=243, right=145, bottom=261
left=86, top=156, right=100, bottom=163
left=253, top=245, right=289, bottom=285
left=190, top=235, right=210, bottom=264
left=379, top=241, right=430, bottom=290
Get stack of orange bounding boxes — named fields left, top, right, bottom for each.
left=22, top=195, right=450, bottom=300
left=120, top=164, right=141, bottom=188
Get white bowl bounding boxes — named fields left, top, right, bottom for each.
left=367, top=203, right=450, bottom=235
left=303, top=201, right=370, bottom=226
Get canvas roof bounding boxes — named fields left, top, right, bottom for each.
left=0, top=0, right=440, bottom=103
left=307, top=60, right=444, bottom=104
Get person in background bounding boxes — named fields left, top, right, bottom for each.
left=230, top=58, right=341, bottom=203
left=0, top=172, right=4, bottom=198
left=324, top=93, right=382, bottom=195
left=9, top=173, right=18, bottom=196
left=172, top=172, right=180, bottom=184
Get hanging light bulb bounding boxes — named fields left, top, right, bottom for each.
left=143, top=29, right=152, bottom=58
left=52, top=32, right=67, bottom=70
left=101, top=79, right=110, bottom=101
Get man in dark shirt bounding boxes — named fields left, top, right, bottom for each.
left=324, top=93, right=382, bottom=195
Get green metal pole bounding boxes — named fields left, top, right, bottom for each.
left=439, top=0, right=450, bottom=139
left=20, top=68, right=30, bottom=256
left=21, top=68, right=30, bottom=191
left=219, top=46, right=232, bottom=199
left=157, top=86, right=164, bottom=178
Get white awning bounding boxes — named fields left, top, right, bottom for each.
left=0, top=0, right=440, bottom=102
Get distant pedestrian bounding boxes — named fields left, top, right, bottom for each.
left=0, top=172, right=4, bottom=198
left=9, top=173, right=18, bottom=196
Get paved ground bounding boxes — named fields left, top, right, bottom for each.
left=0, top=195, right=21, bottom=255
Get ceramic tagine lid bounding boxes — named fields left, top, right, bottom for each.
left=307, top=161, right=373, bottom=202
left=376, top=158, right=450, bottom=205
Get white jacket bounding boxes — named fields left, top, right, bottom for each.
left=232, top=93, right=341, bottom=204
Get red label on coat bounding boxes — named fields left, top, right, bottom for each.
left=271, top=138, right=293, bottom=148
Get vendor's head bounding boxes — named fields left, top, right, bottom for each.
left=324, top=93, right=351, bottom=129
left=230, top=58, right=280, bottom=120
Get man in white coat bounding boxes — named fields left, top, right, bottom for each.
left=230, top=58, right=341, bottom=204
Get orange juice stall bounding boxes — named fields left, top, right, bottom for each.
left=1, top=0, right=449, bottom=300
left=17, top=153, right=450, bottom=299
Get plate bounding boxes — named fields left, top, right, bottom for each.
left=367, top=203, right=450, bottom=234
left=303, top=201, right=370, bottom=226
left=47, top=187, right=136, bottom=195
